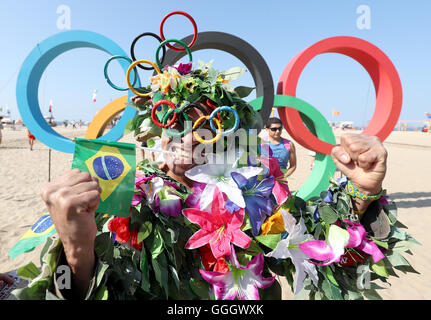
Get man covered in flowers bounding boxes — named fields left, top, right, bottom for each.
left=14, top=60, right=414, bottom=301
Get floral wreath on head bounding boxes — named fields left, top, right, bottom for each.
left=126, top=59, right=262, bottom=145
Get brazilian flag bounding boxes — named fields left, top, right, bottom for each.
left=72, top=138, right=136, bottom=217
left=9, top=212, right=56, bottom=259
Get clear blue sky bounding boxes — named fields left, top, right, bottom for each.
left=1, top=0, right=430, bottom=127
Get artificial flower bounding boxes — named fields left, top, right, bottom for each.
left=158, top=186, right=183, bottom=217
left=199, top=244, right=229, bottom=273
left=174, top=62, right=193, bottom=75
left=184, top=151, right=263, bottom=211
left=257, top=155, right=291, bottom=205
left=343, top=219, right=384, bottom=263
left=260, top=207, right=286, bottom=235
left=182, top=186, right=251, bottom=259
left=230, top=172, right=274, bottom=237
left=200, top=245, right=275, bottom=300
left=108, top=217, right=131, bottom=243
left=130, top=229, right=143, bottom=251
left=266, top=209, right=318, bottom=294
left=185, top=181, right=207, bottom=210
left=150, top=67, right=181, bottom=94
left=299, top=219, right=385, bottom=267
left=136, top=176, right=164, bottom=205
left=299, top=224, right=350, bottom=266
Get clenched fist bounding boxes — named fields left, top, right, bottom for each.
left=331, top=134, right=387, bottom=213
left=40, top=169, right=101, bottom=297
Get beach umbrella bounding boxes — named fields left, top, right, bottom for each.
left=426, top=112, right=431, bottom=119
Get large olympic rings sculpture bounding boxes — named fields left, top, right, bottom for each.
left=16, top=11, right=402, bottom=199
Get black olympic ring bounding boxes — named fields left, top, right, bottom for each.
left=130, top=32, right=167, bottom=70
left=157, top=31, right=275, bottom=131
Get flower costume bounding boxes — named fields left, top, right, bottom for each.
left=11, top=55, right=419, bottom=301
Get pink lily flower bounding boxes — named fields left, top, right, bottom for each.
left=343, top=220, right=385, bottom=263
left=257, top=155, right=291, bottom=205
left=182, top=187, right=251, bottom=259
left=200, top=245, right=275, bottom=300
left=299, top=220, right=384, bottom=266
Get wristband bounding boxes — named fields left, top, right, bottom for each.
left=346, top=179, right=384, bottom=201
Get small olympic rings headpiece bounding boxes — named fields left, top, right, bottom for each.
left=149, top=100, right=241, bottom=144
left=104, top=11, right=197, bottom=94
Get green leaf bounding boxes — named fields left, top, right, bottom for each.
left=384, top=202, right=398, bottom=225
left=320, top=206, right=339, bottom=224
left=146, top=138, right=155, bottom=148
left=371, top=259, right=389, bottom=278
left=123, top=118, right=135, bottom=136
left=322, top=278, right=342, bottom=300
left=244, top=240, right=265, bottom=256
left=372, top=238, right=389, bottom=249
left=336, top=198, right=349, bottom=217
left=241, top=216, right=251, bottom=231
left=325, top=266, right=338, bottom=286
left=138, top=221, right=153, bottom=243
left=152, top=253, right=169, bottom=298
left=363, top=289, right=383, bottom=300
left=12, top=279, right=49, bottom=300
left=254, top=234, right=281, bottom=250
left=169, top=265, right=180, bottom=291
left=150, top=228, right=164, bottom=259
left=140, top=246, right=150, bottom=292
left=234, top=86, right=255, bottom=98
left=388, top=226, right=407, bottom=241
left=96, top=264, right=109, bottom=288
left=17, top=262, right=41, bottom=280
left=222, top=67, right=246, bottom=82
left=190, top=278, right=210, bottom=299
left=94, top=284, right=109, bottom=300
left=386, top=251, right=410, bottom=267
left=392, top=240, right=418, bottom=252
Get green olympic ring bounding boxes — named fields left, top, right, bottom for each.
left=249, top=94, right=336, bottom=200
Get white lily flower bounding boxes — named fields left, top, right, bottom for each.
left=184, top=150, right=262, bottom=211
left=266, top=209, right=318, bottom=295
left=141, top=176, right=164, bottom=205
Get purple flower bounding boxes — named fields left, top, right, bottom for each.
left=323, top=190, right=333, bottom=203
left=185, top=181, right=207, bottom=209
left=200, top=245, right=275, bottom=300
left=231, top=172, right=275, bottom=236
left=175, top=62, right=193, bottom=75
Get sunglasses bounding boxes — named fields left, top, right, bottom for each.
left=269, top=127, right=283, bottom=132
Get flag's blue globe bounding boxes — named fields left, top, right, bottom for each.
left=93, top=156, right=124, bottom=180
left=31, top=214, right=53, bottom=233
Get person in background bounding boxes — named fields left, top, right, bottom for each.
left=0, top=116, right=4, bottom=145
left=260, top=117, right=297, bottom=178
left=26, top=127, right=36, bottom=151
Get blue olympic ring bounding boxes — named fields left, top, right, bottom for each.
left=104, top=55, right=138, bottom=91
left=209, top=106, right=240, bottom=136
left=16, top=30, right=141, bottom=153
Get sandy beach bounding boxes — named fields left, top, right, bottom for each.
left=1, top=125, right=430, bottom=299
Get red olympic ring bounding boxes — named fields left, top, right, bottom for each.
left=152, top=100, right=178, bottom=128
left=159, top=11, right=198, bottom=52
left=277, top=36, right=403, bottom=155
left=205, top=99, right=221, bottom=123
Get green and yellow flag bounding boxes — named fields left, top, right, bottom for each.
left=8, top=212, right=56, bottom=259
left=72, top=138, right=136, bottom=217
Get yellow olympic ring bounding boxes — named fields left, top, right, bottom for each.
left=85, top=95, right=128, bottom=139
left=192, top=116, right=222, bottom=145
left=127, top=59, right=161, bottom=97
